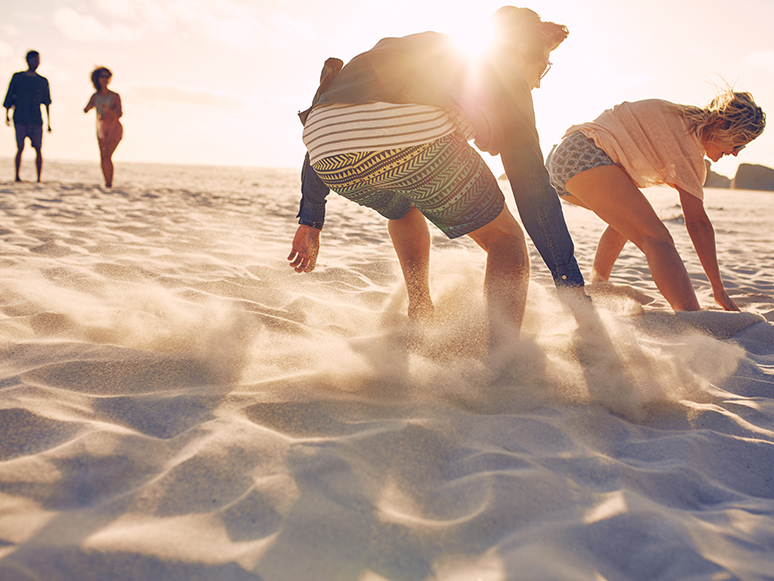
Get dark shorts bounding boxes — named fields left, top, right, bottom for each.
left=546, top=131, right=616, bottom=196
left=14, top=123, right=43, bottom=149
left=311, top=133, right=504, bottom=239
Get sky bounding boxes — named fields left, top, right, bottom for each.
left=1, top=0, right=773, bottom=179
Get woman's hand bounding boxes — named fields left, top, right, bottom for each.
left=713, top=287, right=740, bottom=311
left=288, top=224, right=321, bottom=273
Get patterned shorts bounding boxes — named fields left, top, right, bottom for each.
left=546, top=131, right=616, bottom=196
left=311, top=133, right=504, bottom=239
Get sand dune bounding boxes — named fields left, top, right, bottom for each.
left=0, top=160, right=773, bottom=580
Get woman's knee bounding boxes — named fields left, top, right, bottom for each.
left=634, top=227, right=676, bottom=255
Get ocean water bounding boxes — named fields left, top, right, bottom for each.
left=0, top=158, right=773, bottom=580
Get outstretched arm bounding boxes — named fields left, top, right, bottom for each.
left=84, top=94, right=95, bottom=113
left=288, top=154, right=330, bottom=273
left=678, top=187, right=738, bottom=311
left=113, top=93, right=123, bottom=118
left=296, top=153, right=330, bottom=229
left=500, top=114, right=584, bottom=288
left=485, top=62, right=584, bottom=289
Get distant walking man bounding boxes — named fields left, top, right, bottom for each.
left=3, top=50, right=52, bottom=182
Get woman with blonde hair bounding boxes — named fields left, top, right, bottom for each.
left=547, top=89, right=765, bottom=311
left=84, top=66, right=123, bottom=187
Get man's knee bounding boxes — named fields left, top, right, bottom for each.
left=472, top=224, right=528, bottom=270
left=472, top=209, right=524, bottom=244
left=492, top=231, right=528, bottom=262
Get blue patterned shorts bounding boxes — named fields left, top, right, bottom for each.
left=546, top=131, right=616, bottom=196
left=311, top=133, right=504, bottom=239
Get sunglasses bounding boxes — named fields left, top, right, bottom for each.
left=540, top=59, right=552, bottom=80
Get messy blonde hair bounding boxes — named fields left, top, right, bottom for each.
left=492, top=6, right=569, bottom=53
left=673, top=89, right=765, bottom=146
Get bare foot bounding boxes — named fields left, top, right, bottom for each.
left=407, top=301, right=435, bottom=325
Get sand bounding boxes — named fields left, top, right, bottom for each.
left=0, top=158, right=772, bottom=580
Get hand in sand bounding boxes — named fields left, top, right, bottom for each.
left=288, top=224, right=320, bottom=273
left=714, top=288, right=740, bottom=312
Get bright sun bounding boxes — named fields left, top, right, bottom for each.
left=449, top=15, right=495, bottom=60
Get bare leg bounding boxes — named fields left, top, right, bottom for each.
left=99, top=128, right=122, bottom=188
left=565, top=165, right=700, bottom=311
left=592, top=225, right=628, bottom=282
left=99, top=138, right=116, bottom=188
left=466, top=205, right=530, bottom=346
left=100, top=150, right=114, bottom=188
left=34, top=147, right=42, bottom=182
left=557, top=194, right=628, bottom=282
left=14, top=148, right=23, bottom=182
left=388, top=205, right=434, bottom=322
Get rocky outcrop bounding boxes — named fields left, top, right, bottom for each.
left=732, top=163, right=774, bottom=191
left=704, top=160, right=731, bottom=188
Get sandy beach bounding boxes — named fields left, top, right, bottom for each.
left=0, top=158, right=772, bottom=580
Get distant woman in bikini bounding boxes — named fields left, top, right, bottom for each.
left=84, top=66, right=123, bottom=188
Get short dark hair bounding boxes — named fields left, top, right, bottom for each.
left=25, top=50, right=40, bottom=63
left=91, top=66, right=112, bottom=91
left=492, top=6, right=569, bottom=53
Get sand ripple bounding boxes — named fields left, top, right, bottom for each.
left=0, top=165, right=773, bottom=580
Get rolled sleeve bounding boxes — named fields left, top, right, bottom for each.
left=502, top=130, right=584, bottom=287
left=494, top=75, right=584, bottom=288
left=297, top=153, right=329, bottom=229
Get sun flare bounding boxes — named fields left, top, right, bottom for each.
left=450, top=16, right=495, bottom=60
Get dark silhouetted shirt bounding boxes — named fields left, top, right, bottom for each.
left=3, top=72, right=51, bottom=125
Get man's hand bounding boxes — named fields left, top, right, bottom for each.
left=288, top=224, right=321, bottom=273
